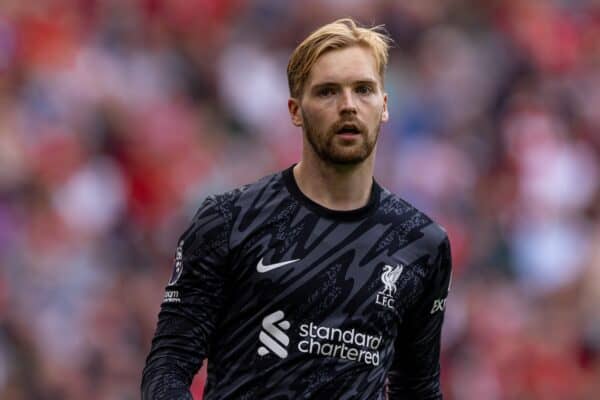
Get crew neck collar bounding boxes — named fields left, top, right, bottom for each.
left=282, top=164, right=381, bottom=222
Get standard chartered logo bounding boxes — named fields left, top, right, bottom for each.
left=257, top=311, right=382, bottom=366
left=258, top=310, right=290, bottom=358
left=298, top=322, right=381, bottom=366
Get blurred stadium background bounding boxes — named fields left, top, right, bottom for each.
left=1, top=0, right=600, bottom=399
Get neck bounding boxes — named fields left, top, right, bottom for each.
left=293, top=151, right=375, bottom=211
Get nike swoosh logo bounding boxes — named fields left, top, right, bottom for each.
left=257, top=258, right=300, bottom=273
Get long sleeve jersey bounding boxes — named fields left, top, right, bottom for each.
left=142, top=165, right=452, bottom=399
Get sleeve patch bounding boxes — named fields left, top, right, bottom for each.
left=163, top=290, right=181, bottom=303
left=168, top=240, right=185, bottom=285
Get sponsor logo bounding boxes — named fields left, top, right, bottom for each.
left=257, top=311, right=382, bottom=366
left=258, top=311, right=290, bottom=358
left=256, top=258, right=300, bottom=273
left=168, top=240, right=184, bottom=285
left=163, top=290, right=180, bottom=303
left=376, top=264, right=403, bottom=309
left=298, top=322, right=381, bottom=366
left=430, top=298, right=447, bottom=314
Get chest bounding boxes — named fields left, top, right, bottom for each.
left=228, top=216, right=429, bottom=330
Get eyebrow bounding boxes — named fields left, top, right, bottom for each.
left=310, top=79, right=379, bottom=90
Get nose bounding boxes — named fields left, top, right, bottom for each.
left=338, top=88, right=357, bottom=115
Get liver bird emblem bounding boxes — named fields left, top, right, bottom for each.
left=380, top=264, right=403, bottom=297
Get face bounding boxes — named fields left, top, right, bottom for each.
left=289, top=45, right=388, bottom=165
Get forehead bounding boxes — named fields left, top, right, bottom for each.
left=307, top=45, right=381, bottom=87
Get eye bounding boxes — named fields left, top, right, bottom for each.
left=355, top=85, right=374, bottom=95
left=317, top=87, right=336, bottom=97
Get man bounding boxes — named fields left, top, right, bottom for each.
left=142, top=18, right=452, bottom=399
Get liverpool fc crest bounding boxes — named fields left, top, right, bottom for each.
left=376, top=264, right=403, bottom=309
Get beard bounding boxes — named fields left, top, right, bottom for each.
left=302, top=113, right=380, bottom=165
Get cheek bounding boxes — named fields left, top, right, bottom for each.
left=371, top=101, right=387, bottom=123
left=303, top=107, right=331, bottom=128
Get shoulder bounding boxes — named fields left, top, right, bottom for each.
left=182, top=171, right=285, bottom=250
left=377, top=185, right=449, bottom=256
left=200, top=170, right=286, bottom=223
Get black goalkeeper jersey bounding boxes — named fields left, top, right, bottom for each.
left=142, top=166, right=452, bottom=400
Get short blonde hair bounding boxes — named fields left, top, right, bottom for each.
left=287, top=18, right=393, bottom=98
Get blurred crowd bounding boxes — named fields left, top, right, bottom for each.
left=1, top=0, right=600, bottom=399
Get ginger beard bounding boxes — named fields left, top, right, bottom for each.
left=302, top=113, right=381, bottom=165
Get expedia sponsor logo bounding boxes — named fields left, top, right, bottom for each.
left=430, top=297, right=447, bottom=314
left=298, top=322, right=381, bottom=366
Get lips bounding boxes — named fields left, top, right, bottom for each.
left=336, top=124, right=360, bottom=134
left=334, top=121, right=364, bottom=135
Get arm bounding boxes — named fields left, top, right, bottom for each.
left=141, top=197, right=231, bottom=400
left=388, top=236, right=452, bottom=399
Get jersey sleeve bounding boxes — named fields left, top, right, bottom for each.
left=387, top=235, right=452, bottom=400
left=141, top=196, right=231, bottom=400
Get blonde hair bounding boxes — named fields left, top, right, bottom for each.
left=287, top=18, right=393, bottom=98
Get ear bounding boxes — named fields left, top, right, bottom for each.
left=381, top=93, right=389, bottom=123
left=288, top=98, right=303, bottom=127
